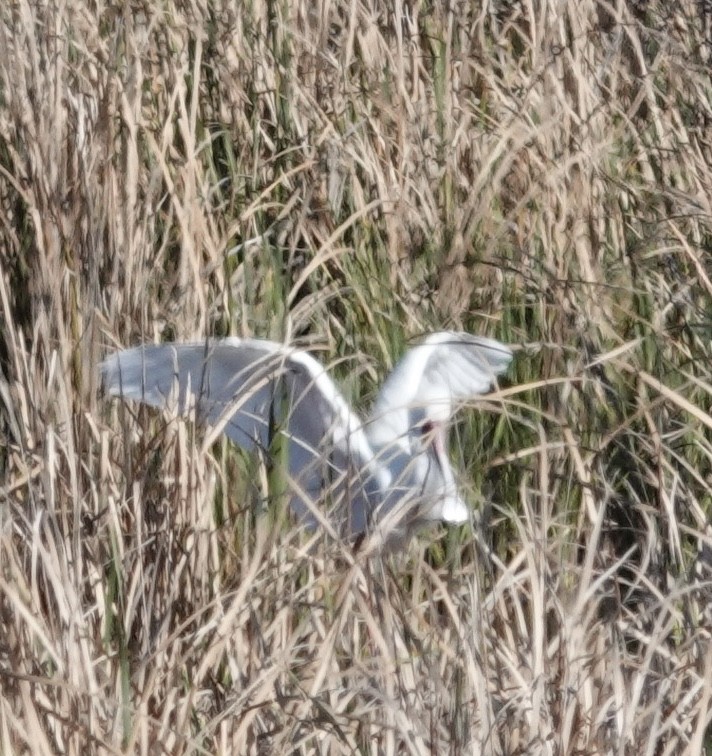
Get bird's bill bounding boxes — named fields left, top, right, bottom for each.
left=428, top=422, right=469, bottom=524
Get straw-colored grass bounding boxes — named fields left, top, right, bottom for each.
left=1, top=0, right=711, bottom=753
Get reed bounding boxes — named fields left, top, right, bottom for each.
left=1, top=1, right=710, bottom=752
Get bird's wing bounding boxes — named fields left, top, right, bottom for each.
left=101, top=339, right=384, bottom=532
left=367, top=332, right=513, bottom=446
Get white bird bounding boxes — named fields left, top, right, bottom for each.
left=100, top=332, right=512, bottom=550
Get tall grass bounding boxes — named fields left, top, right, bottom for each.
left=1, top=0, right=711, bottom=753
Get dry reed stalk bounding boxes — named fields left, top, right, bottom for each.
left=0, top=0, right=711, bottom=752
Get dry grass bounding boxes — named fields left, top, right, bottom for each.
left=1, top=0, right=712, bottom=753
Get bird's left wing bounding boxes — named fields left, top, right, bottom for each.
left=101, top=339, right=384, bottom=534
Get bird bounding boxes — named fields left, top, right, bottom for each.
left=100, top=332, right=513, bottom=550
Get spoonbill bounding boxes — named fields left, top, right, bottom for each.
left=101, top=333, right=512, bottom=549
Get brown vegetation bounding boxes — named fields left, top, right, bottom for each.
left=1, top=0, right=711, bottom=753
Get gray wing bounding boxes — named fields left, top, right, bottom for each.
left=101, top=338, right=384, bottom=534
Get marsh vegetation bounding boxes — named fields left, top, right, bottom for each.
left=1, top=1, right=711, bottom=753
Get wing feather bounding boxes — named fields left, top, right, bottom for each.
left=368, top=332, right=512, bottom=446
left=101, top=339, right=384, bottom=529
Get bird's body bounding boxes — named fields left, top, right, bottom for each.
left=101, top=332, right=512, bottom=549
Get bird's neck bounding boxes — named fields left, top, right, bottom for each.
left=364, top=407, right=411, bottom=453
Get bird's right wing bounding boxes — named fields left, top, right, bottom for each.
left=101, top=339, right=384, bottom=533
left=368, top=332, right=513, bottom=446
